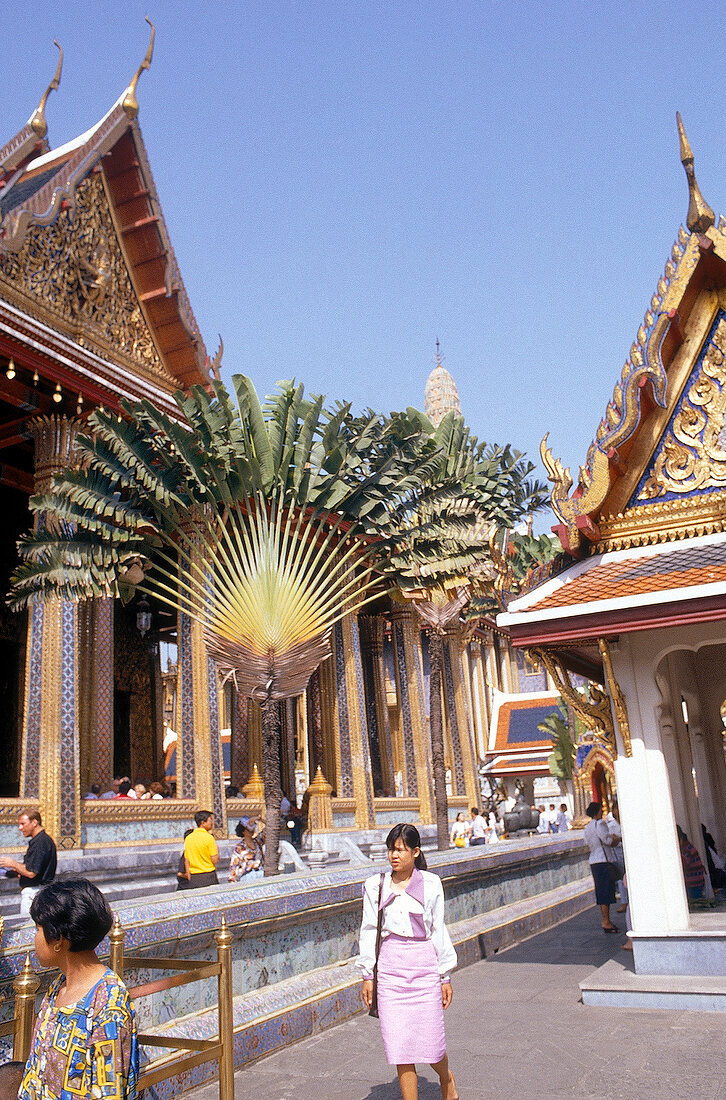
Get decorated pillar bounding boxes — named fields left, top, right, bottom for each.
left=332, top=615, right=375, bottom=827
left=231, top=688, right=249, bottom=789
left=177, top=611, right=227, bottom=835
left=443, top=634, right=479, bottom=806
left=21, top=416, right=81, bottom=848
left=306, top=666, right=324, bottom=782
left=390, top=608, right=433, bottom=823
left=359, top=616, right=394, bottom=797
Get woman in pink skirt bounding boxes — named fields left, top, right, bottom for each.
left=357, top=823, right=458, bottom=1100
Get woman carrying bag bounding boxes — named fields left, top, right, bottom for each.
left=356, top=823, right=458, bottom=1100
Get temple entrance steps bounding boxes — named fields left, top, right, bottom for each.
left=138, top=875, right=594, bottom=1095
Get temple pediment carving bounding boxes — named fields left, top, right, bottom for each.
left=0, top=171, right=174, bottom=385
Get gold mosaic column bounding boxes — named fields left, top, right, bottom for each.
left=443, top=634, right=480, bottom=807
left=333, top=615, right=375, bottom=827
left=390, top=608, right=434, bottom=824
left=21, top=417, right=82, bottom=848
left=178, top=612, right=228, bottom=835
left=77, top=598, right=114, bottom=793
left=361, top=615, right=394, bottom=796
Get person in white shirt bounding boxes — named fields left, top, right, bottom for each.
left=536, top=806, right=549, bottom=834
left=449, top=813, right=469, bottom=848
left=357, top=823, right=458, bottom=1100
left=555, top=804, right=571, bottom=832
left=584, top=801, right=620, bottom=933
left=468, top=807, right=488, bottom=847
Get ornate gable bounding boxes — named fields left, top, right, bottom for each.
left=0, top=170, right=171, bottom=386
left=634, top=311, right=726, bottom=505
left=541, top=117, right=726, bottom=556
left=0, top=29, right=210, bottom=396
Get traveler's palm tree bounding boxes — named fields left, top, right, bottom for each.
left=10, top=376, right=438, bottom=874
left=380, top=413, right=549, bottom=849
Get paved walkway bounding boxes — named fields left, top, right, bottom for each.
left=189, top=907, right=726, bottom=1100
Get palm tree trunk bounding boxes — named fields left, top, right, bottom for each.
left=261, top=699, right=283, bottom=876
left=428, top=631, right=450, bottom=850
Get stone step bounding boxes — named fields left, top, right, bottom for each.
left=580, top=957, right=726, bottom=1011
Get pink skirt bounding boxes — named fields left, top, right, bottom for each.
left=377, top=934, right=446, bottom=1065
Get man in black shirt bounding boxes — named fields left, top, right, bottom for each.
left=0, top=810, right=57, bottom=918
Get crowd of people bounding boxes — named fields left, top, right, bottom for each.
left=84, top=778, right=175, bottom=800
left=448, top=801, right=573, bottom=849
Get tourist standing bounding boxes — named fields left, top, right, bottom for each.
left=584, top=802, right=619, bottom=932
left=0, top=811, right=57, bottom=918
left=18, top=879, right=138, bottom=1099
left=357, top=823, right=458, bottom=1100
left=183, top=811, right=219, bottom=889
left=555, top=804, right=571, bottom=832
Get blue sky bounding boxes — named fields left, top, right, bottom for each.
left=3, top=1, right=725, bottom=529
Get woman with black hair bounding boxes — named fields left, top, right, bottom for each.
left=18, top=879, right=138, bottom=1100
left=357, top=823, right=458, bottom=1100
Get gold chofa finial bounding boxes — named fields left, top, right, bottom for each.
left=29, top=40, right=63, bottom=138
left=122, top=17, right=155, bottom=120
left=676, top=111, right=715, bottom=234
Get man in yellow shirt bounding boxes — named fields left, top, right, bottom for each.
left=183, top=810, right=219, bottom=889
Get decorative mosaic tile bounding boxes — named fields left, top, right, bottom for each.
left=333, top=623, right=354, bottom=798
left=393, top=622, right=418, bottom=796
left=21, top=602, right=44, bottom=799
left=442, top=643, right=465, bottom=796
left=59, top=600, right=79, bottom=843
left=179, top=613, right=196, bottom=798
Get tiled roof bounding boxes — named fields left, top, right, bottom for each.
left=489, top=692, right=560, bottom=753
left=529, top=539, right=726, bottom=612
left=480, top=750, right=552, bottom=775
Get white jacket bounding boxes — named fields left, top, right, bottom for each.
left=356, top=867, right=457, bottom=981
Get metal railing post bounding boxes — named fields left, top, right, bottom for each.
left=109, top=914, right=125, bottom=979
left=13, top=953, right=39, bottom=1062
left=215, top=916, right=235, bottom=1100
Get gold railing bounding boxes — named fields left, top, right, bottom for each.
left=109, top=914, right=235, bottom=1099
left=0, top=953, right=41, bottom=1062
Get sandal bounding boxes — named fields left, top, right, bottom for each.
left=603, top=925, right=619, bottom=933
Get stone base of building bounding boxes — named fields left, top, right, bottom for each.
left=581, top=912, right=726, bottom=1009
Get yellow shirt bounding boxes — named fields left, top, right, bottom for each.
left=184, top=827, right=218, bottom=874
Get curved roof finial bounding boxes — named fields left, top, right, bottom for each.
left=676, top=111, right=715, bottom=234
left=29, top=40, right=63, bottom=139
left=122, top=16, right=155, bottom=120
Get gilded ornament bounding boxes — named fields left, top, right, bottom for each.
left=529, top=647, right=617, bottom=758
left=638, top=317, right=726, bottom=500
left=598, top=638, right=632, bottom=757
left=122, top=18, right=155, bottom=120
left=29, top=41, right=63, bottom=139
left=677, top=112, right=715, bottom=235
left=0, top=173, right=166, bottom=380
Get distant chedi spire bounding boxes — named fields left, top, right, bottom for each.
left=424, top=339, right=461, bottom=427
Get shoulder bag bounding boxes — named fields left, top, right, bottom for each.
left=368, top=872, right=385, bottom=1019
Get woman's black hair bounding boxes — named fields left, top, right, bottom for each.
left=29, top=879, right=113, bottom=952
left=385, top=823, right=427, bottom=870
left=585, top=801, right=601, bottom=819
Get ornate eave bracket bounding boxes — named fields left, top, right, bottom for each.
left=528, top=645, right=628, bottom=759
left=540, top=308, right=676, bottom=554
left=598, top=638, right=632, bottom=757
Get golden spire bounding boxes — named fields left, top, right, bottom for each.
left=29, top=40, right=63, bottom=138
left=676, top=111, right=715, bottom=234
left=122, top=16, right=155, bottom=120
